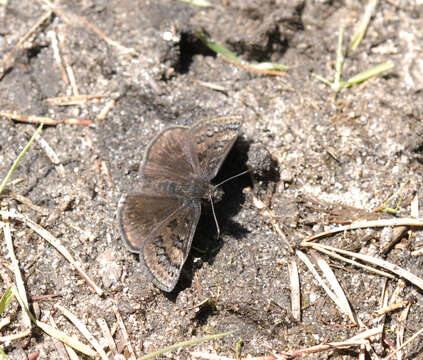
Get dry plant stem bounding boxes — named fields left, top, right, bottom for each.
left=302, top=217, right=423, bottom=243
left=311, top=251, right=357, bottom=324
left=0, top=111, right=93, bottom=126
left=97, top=98, right=117, bottom=122
left=55, top=304, right=108, bottom=360
left=48, top=313, right=75, bottom=360
left=113, top=303, right=137, bottom=360
left=304, top=242, right=423, bottom=290
left=47, top=94, right=111, bottom=106
left=310, top=243, right=395, bottom=279
left=97, top=317, right=118, bottom=355
left=10, top=193, right=50, bottom=216
left=0, top=209, right=103, bottom=296
left=1, top=203, right=31, bottom=330
left=375, top=300, right=409, bottom=315
left=296, top=250, right=355, bottom=324
left=28, top=128, right=66, bottom=177
left=281, top=327, right=382, bottom=358
left=396, top=302, right=411, bottom=358
left=0, top=10, right=53, bottom=77
left=287, top=259, right=301, bottom=321
left=57, top=30, right=79, bottom=96
left=48, top=30, right=69, bottom=84
left=221, top=55, right=286, bottom=76
left=384, top=326, right=423, bottom=360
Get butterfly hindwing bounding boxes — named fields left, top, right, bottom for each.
left=142, top=200, right=201, bottom=292
left=118, top=192, right=185, bottom=253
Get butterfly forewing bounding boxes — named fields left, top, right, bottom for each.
left=142, top=200, right=201, bottom=292
left=119, top=192, right=185, bottom=253
left=142, top=126, right=196, bottom=186
left=189, top=116, right=241, bottom=179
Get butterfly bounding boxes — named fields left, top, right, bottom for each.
left=118, top=116, right=241, bottom=292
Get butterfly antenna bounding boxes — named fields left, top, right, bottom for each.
left=215, top=170, right=249, bottom=188
left=209, top=193, right=221, bottom=239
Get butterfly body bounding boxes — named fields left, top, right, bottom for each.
left=119, top=116, right=241, bottom=292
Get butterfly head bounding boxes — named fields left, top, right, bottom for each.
left=206, top=184, right=224, bottom=203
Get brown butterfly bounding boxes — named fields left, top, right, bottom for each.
left=118, top=116, right=241, bottom=291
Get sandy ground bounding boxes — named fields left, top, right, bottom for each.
left=1, top=0, right=423, bottom=359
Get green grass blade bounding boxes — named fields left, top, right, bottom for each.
left=139, top=331, right=235, bottom=360
left=0, top=347, right=8, bottom=360
left=0, top=124, right=43, bottom=195
left=195, top=31, right=240, bottom=62
left=349, top=0, right=378, bottom=50
left=0, top=288, right=14, bottom=314
left=195, top=31, right=288, bottom=71
left=345, top=61, right=394, bottom=87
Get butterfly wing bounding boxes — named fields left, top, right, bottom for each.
left=188, top=116, right=241, bottom=180
left=141, top=199, right=201, bottom=292
left=141, top=126, right=197, bottom=188
left=118, top=192, right=185, bottom=253
left=119, top=192, right=201, bottom=292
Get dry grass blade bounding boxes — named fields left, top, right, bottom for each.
left=55, top=304, right=108, bottom=360
left=396, top=301, right=411, bottom=358
left=287, top=259, right=301, bottom=321
left=96, top=317, right=117, bottom=355
left=309, top=242, right=395, bottom=279
left=11, top=287, right=96, bottom=357
left=296, top=250, right=355, bottom=323
left=0, top=209, right=103, bottom=296
left=140, top=331, right=235, bottom=360
left=113, top=304, right=137, bottom=359
left=1, top=203, right=31, bottom=330
left=384, top=326, right=423, bottom=360
left=281, top=327, right=382, bottom=358
left=302, top=217, right=423, bottom=243
left=311, top=252, right=357, bottom=324
left=305, top=242, right=423, bottom=290
left=48, top=313, right=78, bottom=359
left=46, top=94, right=111, bottom=106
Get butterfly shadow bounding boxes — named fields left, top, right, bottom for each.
left=166, top=137, right=252, bottom=297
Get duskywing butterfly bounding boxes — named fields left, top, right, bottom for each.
left=118, top=116, right=241, bottom=292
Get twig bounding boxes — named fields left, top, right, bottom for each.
left=0, top=111, right=93, bottom=126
